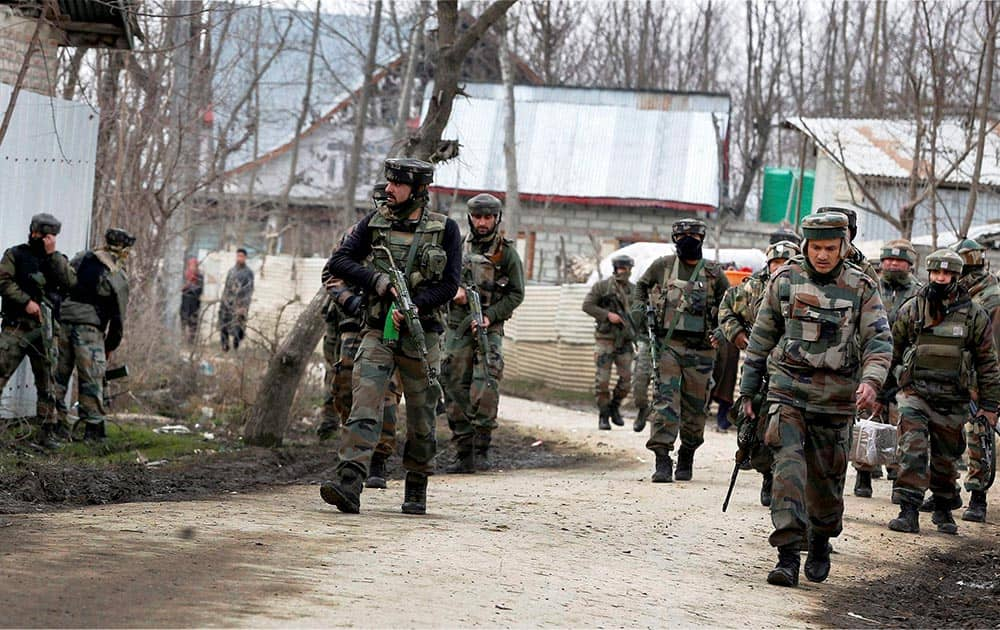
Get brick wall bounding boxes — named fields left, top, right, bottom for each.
left=0, top=9, right=60, bottom=97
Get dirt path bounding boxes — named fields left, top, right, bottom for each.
left=1, top=396, right=993, bottom=628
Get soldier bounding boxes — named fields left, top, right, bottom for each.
left=0, top=214, right=76, bottom=446
left=443, top=193, right=525, bottom=472
left=953, top=238, right=1000, bottom=522
left=219, top=248, right=254, bottom=352
left=583, top=254, right=636, bottom=430
left=718, top=239, right=799, bottom=506
left=632, top=219, right=729, bottom=482
left=54, top=228, right=134, bottom=441
left=817, top=206, right=879, bottom=283
left=856, top=239, right=923, bottom=497
left=887, top=249, right=1000, bottom=535
left=321, top=158, right=461, bottom=515
left=739, top=212, right=891, bottom=587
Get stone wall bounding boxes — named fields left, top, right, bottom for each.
left=0, top=8, right=60, bottom=97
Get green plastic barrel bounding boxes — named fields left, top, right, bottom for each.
left=759, top=168, right=815, bottom=223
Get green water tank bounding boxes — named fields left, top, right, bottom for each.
left=759, top=168, right=815, bottom=224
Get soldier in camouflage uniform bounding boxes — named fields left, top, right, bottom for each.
left=443, top=194, right=525, bottom=473
left=856, top=239, right=923, bottom=496
left=321, top=158, right=461, bottom=515
left=718, top=239, right=799, bottom=506
left=632, top=219, right=730, bottom=482
left=953, top=238, right=1000, bottom=522
left=54, top=228, right=133, bottom=441
left=583, top=255, right=636, bottom=431
left=739, top=212, right=891, bottom=587
left=887, top=249, right=1000, bottom=535
left=817, top=206, right=879, bottom=283
left=0, top=214, right=76, bottom=446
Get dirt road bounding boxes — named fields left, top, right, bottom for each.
left=1, top=396, right=990, bottom=627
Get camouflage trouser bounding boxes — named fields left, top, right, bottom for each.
left=593, top=337, right=633, bottom=408
left=442, top=327, right=503, bottom=439
left=645, top=339, right=714, bottom=453
left=321, top=321, right=341, bottom=429
left=336, top=328, right=439, bottom=478
left=0, top=322, right=57, bottom=422
left=963, top=418, right=993, bottom=492
left=53, top=323, right=107, bottom=425
left=749, top=401, right=774, bottom=475
left=765, top=403, right=850, bottom=548
left=633, top=339, right=653, bottom=409
left=893, top=392, right=966, bottom=506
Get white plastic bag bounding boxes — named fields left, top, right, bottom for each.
left=850, top=418, right=898, bottom=467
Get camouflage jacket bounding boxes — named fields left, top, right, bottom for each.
left=631, top=255, right=729, bottom=349
left=739, top=259, right=892, bottom=414
left=960, top=268, right=1000, bottom=353
left=879, top=273, right=923, bottom=326
left=448, top=233, right=525, bottom=334
left=222, top=264, right=255, bottom=312
left=718, top=270, right=768, bottom=343
left=891, top=285, right=1000, bottom=410
left=583, top=276, right=636, bottom=343
left=0, top=242, right=76, bottom=327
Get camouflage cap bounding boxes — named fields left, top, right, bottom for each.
left=765, top=240, right=800, bottom=263
left=880, top=238, right=917, bottom=265
left=768, top=228, right=802, bottom=245
left=953, top=237, right=985, bottom=267
left=384, top=158, right=433, bottom=186
left=467, top=193, right=503, bottom=216
left=29, top=213, right=61, bottom=236
left=611, top=254, right=634, bottom=268
left=672, top=218, right=707, bottom=237
left=926, top=249, right=964, bottom=274
left=800, top=212, right=848, bottom=241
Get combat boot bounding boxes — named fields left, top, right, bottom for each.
left=871, top=466, right=883, bottom=480
left=853, top=471, right=872, bottom=498
left=365, top=453, right=388, bottom=489
left=445, top=436, right=475, bottom=474
left=608, top=399, right=625, bottom=427
left=921, top=489, right=962, bottom=512
left=598, top=404, right=611, bottom=430
left=804, top=534, right=832, bottom=583
left=633, top=405, right=649, bottom=433
left=320, top=468, right=363, bottom=514
left=886, top=466, right=898, bottom=481
left=474, top=432, right=492, bottom=471
left=83, top=422, right=106, bottom=442
left=962, top=490, right=987, bottom=523
left=36, top=423, right=62, bottom=450
left=931, top=497, right=958, bottom=535
left=674, top=445, right=694, bottom=481
left=651, top=451, right=673, bottom=483
left=401, top=471, right=428, bottom=515
left=888, top=502, right=920, bottom=533
left=766, top=544, right=800, bottom=587
left=760, top=472, right=773, bottom=507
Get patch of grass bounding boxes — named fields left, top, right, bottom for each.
left=57, top=424, right=223, bottom=465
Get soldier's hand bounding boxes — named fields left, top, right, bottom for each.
left=982, top=409, right=998, bottom=428
left=741, top=396, right=755, bottom=420
left=472, top=315, right=491, bottom=331
left=391, top=308, right=405, bottom=330
left=735, top=331, right=749, bottom=351
left=454, top=286, right=467, bottom=305
left=856, top=383, right=877, bottom=411
left=24, top=300, right=41, bottom=320
left=607, top=312, right=623, bottom=325
left=871, top=401, right=884, bottom=419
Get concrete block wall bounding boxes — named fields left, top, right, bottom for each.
left=0, top=9, right=59, bottom=97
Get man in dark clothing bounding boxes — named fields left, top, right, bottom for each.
left=180, top=257, right=203, bottom=344
left=220, top=248, right=254, bottom=351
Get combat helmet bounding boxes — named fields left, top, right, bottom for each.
left=671, top=218, right=707, bottom=239
left=29, top=213, right=61, bottom=236
left=881, top=239, right=917, bottom=266
left=611, top=254, right=635, bottom=269
left=765, top=240, right=800, bottom=264
left=384, top=158, right=434, bottom=187
left=800, top=212, right=849, bottom=256
left=953, top=238, right=986, bottom=268
left=818, top=206, right=858, bottom=240
left=925, top=249, right=964, bottom=275
left=105, top=228, right=136, bottom=249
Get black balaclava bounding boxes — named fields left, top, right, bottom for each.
left=675, top=236, right=703, bottom=261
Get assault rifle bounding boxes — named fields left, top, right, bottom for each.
left=466, top=284, right=497, bottom=391
left=723, top=387, right=766, bottom=512
left=645, top=305, right=661, bottom=389
left=970, top=401, right=1000, bottom=491
left=373, top=245, right=438, bottom=389
left=103, top=364, right=129, bottom=409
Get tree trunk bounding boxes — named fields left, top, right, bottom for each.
left=343, top=0, right=383, bottom=221
left=497, top=14, right=520, bottom=238
left=391, top=1, right=425, bottom=151
left=242, top=289, right=329, bottom=447
left=961, top=2, right=998, bottom=237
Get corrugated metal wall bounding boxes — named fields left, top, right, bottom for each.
left=0, top=83, right=97, bottom=417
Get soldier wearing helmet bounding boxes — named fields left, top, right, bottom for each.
left=717, top=239, right=800, bottom=507
left=739, top=212, right=892, bottom=587
left=631, top=218, right=730, bottom=483
left=54, top=228, right=134, bottom=442
left=323, top=157, right=462, bottom=515
left=887, top=249, right=1000, bottom=536
left=442, top=193, right=525, bottom=472
left=817, top=207, right=879, bottom=283
left=0, top=213, right=76, bottom=447
left=951, top=237, right=1000, bottom=523
left=583, top=253, right=637, bottom=431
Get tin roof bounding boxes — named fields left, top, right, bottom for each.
left=427, top=83, right=731, bottom=211
left=1, top=0, right=139, bottom=48
left=785, top=117, right=1000, bottom=188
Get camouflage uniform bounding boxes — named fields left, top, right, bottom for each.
left=739, top=214, right=891, bottom=563
left=321, top=158, right=461, bottom=514
left=0, top=216, right=76, bottom=432
left=583, top=273, right=636, bottom=427
left=219, top=261, right=254, bottom=351
left=443, top=217, right=524, bottom=470
left=632, top=222, right=730, bottom=481
left=54, top=230, right=132, bottom=437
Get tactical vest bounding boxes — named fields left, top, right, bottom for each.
left=62, top=251, right=128, bottom=329
left=464, top=235, right=509, bottom=308
left=1, top=244, right=46, bottom=321
left=366, top=208, right=448, bottom=323
left=902, top=297, right=973, bottom=400
left=657, top=257, right=720, bottom=335
left=777, top=267, right=862, bottom=374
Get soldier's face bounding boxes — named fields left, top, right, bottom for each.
left=881, top=257, right=910, bottom=272
left=930, top=269, right=957, bottom=285
left=386, top=180, right=412, bottom=205
left=470, top=213, right=497, bottom=235
left=768, top=258, right=787, bottom=274
left=806, top=239, right=842, bottom=273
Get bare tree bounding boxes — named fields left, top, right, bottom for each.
left=961, top=0, right=998, bottom=237
left=497, top=13, right=520, bottom=238
left=342, top=0, right=383, bottom=221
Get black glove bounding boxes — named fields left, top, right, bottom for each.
left=342, top=294, right=363, bottom=317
